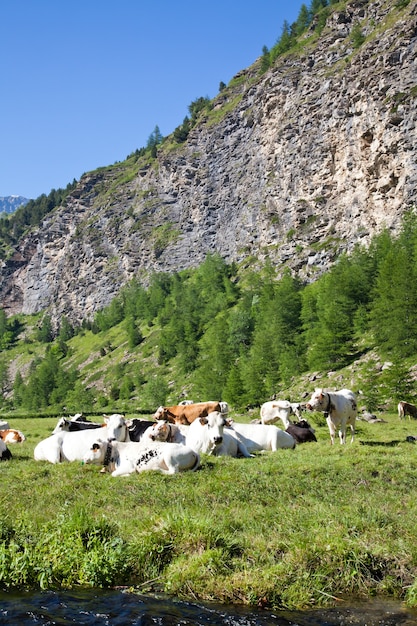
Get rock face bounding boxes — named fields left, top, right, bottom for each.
left=1, top=0, right=416, bottom=326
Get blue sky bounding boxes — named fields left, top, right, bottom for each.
left=1, top=1, right=304, bottom=199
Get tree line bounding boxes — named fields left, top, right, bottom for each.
left=5, top=210, right=417, bottom=412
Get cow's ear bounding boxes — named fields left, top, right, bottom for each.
left=199, top=416, right=208, bottom=425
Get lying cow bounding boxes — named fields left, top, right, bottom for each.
left=152, top=401, right=225, bottom=425
left=398, top=401, right=417, bottom=420
left=126, top=418, right=155, bottom=442
left=148, top=420, right=189, bottom=444
left=52, top=416, right=104, bottom=434
left=0, top=439, right=12, bottom=461
left=34, top=414, right=128, bottom=464
left=226, top=421, right=296, bottom=452
left=286, top=419, right=317, bottom=444
left=83, top=439, right=200, bottom=476
left=0, top=428, right=26, bottom=443
left=260, top=400, right=303, bottom=428
left=306, top=388, right=357, bottom=444
left=186, top=411, right=252, bottom=457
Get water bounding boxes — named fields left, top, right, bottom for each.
left=1, top=590, right=417, bottom=626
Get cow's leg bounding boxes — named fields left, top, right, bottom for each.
left=112, top=461, right=135, bottom=476
left=326, top=416, right=336, bottom=444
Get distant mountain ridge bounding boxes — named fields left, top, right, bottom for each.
left=0, top=196, right=29, bottom=215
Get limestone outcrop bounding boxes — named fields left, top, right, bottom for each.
left=1, top=0, right=416, bottom=326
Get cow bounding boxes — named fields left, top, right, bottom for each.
left=226, top=421, right=296, bottom=452
left=126, top=418, right=155, bottom=442
left=306, top=388, right=357, bottom=444
left=147, top=420, right=189, bottom=444
left=260, top=400, right=303, bottom=428
left=152, top=401, right=225, bottom=425
left=186, top=411, right=252, bottom=457
left=34, top=414, right=128, bottom=464
left=52, top=416, right=104, bottom=434
left=82, top=439, right=200, bottom=477
left=0, top=428, right=26, bottom=443
left=285, top=419, right=317, bottom=444
left=398, top=401, right=417, bottom=420
left=0, top=439, right=12, bottom=461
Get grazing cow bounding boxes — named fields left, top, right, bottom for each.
left=126, top=418, right=155, bottom=442
left=0, top=439, right=12, bottom=460
left=260, top=400, right=303, bottom=428
left=34, top=414, right=128, bottom=464
left=186, top=411, right=252, bottom=457
left=226, top=421, right=296, bottom=452
left=285, top=419, right=317, bottom=444
left=398, top=401, right=417, bottom=420
left=148, top=420, right=189, bottom=444
left=0, top=428, right=25, bottom=443
left=152, top=401, right=224, bottom=425
left=83, top=439, right=200, bottom=476
left=306, top=388, right=357, bottom=444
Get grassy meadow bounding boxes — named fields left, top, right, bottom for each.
left=1, top=408, right=417, bottom=610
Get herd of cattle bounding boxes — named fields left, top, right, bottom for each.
left=1, top=390, right=417, bottom=474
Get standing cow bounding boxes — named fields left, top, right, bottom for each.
left=306, top=388, right=357, bottom=445
left=260, top=400, right=303, bottom=428
left=152, top=402, right=224, bottom=425
left=398, top=401, right=417, bottom=420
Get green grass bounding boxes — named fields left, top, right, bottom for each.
left=1, top=411, right=417, bottom=608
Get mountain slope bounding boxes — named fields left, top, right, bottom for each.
left=0, top=0, right=416, bottom=327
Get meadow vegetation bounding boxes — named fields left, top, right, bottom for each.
left=1, top=410, right=417, bottom=610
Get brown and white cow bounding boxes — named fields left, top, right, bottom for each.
left=306, top=388, right=357, bottom=445
left=152, top=401, right=225, bottom=425
left=398, top=401, right=417, bottom=420
left=0, top=428, right=26, bottom=444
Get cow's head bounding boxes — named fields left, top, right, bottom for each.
left=148, top=420, right=171, bottom=442
left=200, top=411, right=227, bottom=447
left=306, top=389, right=326, bottom=411
left=152, top=406, right=165, bottom=420
left=83, top=440, right=106, bottom=465
left=296, top=419, right=315, bottom=433
left=104, top=414, right=127, bottom=442
left=52, top=417, right=70, bottom=434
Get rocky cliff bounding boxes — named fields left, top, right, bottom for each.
left=1, top=0, right=416, bottom=327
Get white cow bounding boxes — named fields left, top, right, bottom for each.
left=82, top=439, right=200, bottom=476
left=306, top=388, right=357, bottom=444
left=34, top=414, right=128, bottom=463
left=260, top=400, right=302, bottom=428
left=186, top=411, right=252, bottom=457
left=226, top=421, right=296, bottom=452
